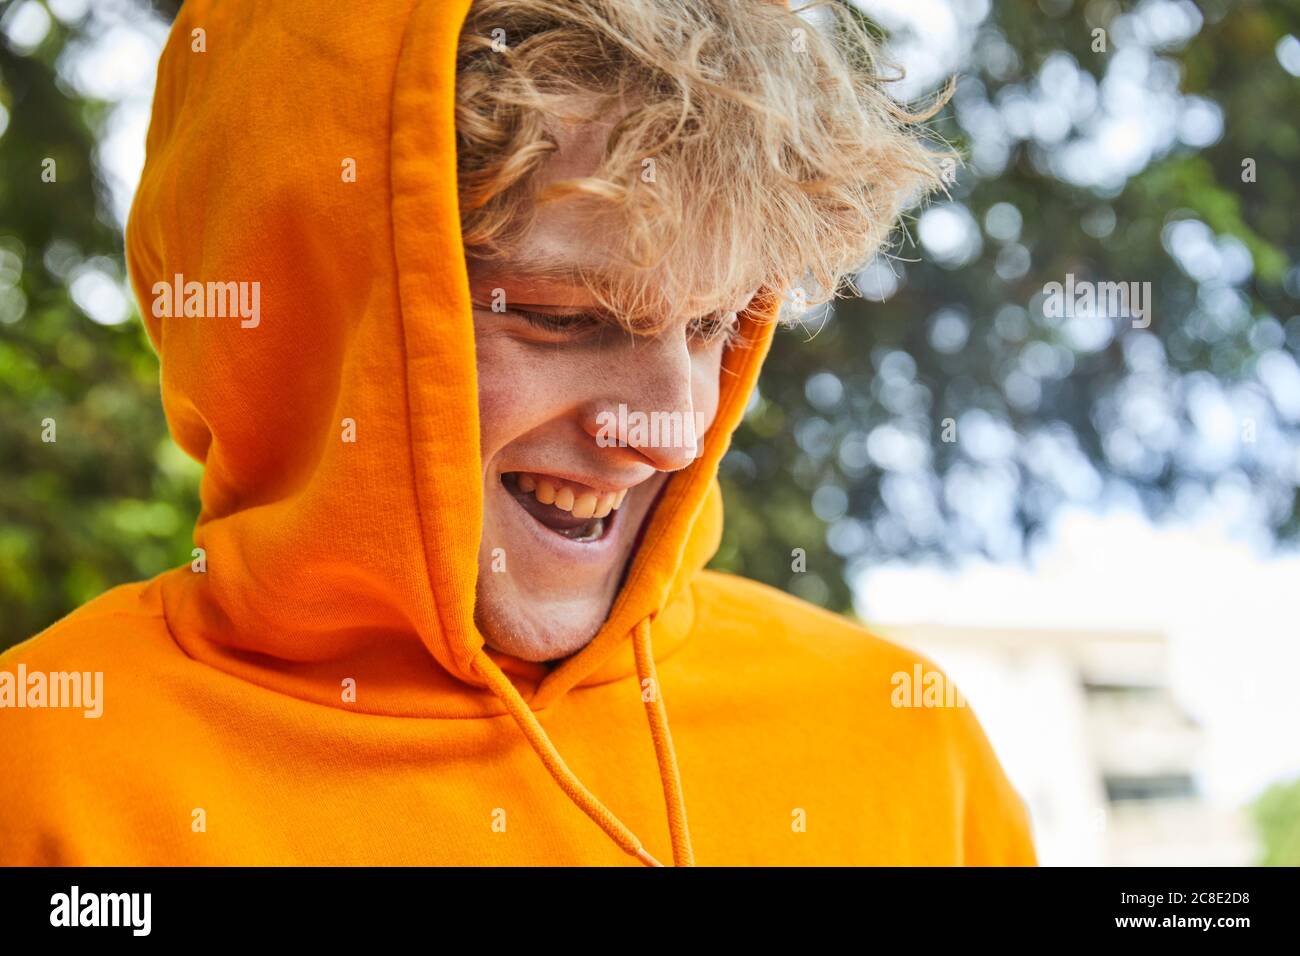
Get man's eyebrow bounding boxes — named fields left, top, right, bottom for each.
left=476, top=252, right=746, bottom=322
left=504, top=254, right=628, bottom=297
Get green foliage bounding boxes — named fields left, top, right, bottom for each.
left=1, top=4, right=200, bottom=650
left=716, top=0, right=1300, bottom=610
left=1250, top=775, right=1300, bottom=866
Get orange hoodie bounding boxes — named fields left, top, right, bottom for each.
left=0, top=0, right=1036, bottom=866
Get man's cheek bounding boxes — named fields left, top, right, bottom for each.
left=690, top=353, right=725, bottom=433
left=477, top=380, right=524, bottom=448
left=476, top=371, right=564, bottom=452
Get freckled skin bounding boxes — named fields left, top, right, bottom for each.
left=468, top=118, right=741, bottom=663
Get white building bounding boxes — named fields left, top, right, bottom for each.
left=877, top=622, right=1259, bottom=866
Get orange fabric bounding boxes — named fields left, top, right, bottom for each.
left=0, top=0, right=1037, bottom=866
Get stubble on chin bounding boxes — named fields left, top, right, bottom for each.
left=473, top=592, right=605, bottom=664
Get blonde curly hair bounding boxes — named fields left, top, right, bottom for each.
left=455, top=0, right=951, bottom=330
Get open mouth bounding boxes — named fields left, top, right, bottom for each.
left=502, top=472, right=627, bottom=543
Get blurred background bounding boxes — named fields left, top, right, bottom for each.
left=1, top=0, right=1297, bottom=864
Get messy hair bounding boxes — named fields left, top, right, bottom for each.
left=455, top=0, right=952, bottom=331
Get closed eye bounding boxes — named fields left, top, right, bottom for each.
left=507, top=305, right=739, bottom=345
left=512, top=309, right=604, bottom=334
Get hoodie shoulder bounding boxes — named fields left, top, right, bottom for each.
left=0, top=579, right=185, bottom=864
left=1, top=578, right=170, bottom=669
left=690, top=568, right=932, bottom=669
left=687, top=569, right=1038, bottom=865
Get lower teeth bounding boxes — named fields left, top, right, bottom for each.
left=556, top=517, right=603, bottom=541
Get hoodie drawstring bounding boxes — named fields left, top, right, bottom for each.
left=630, top=617, right=695, bottom=866
left=470, top=617, right=695, bottom=866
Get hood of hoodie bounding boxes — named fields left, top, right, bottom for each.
left=125, top=0, right=779, bottom=725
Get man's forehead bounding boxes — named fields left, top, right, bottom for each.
left=467, top=250, right=760, bottom=319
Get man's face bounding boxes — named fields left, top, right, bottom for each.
left=467, top=119, right=752, bottom=663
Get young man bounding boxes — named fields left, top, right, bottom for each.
left=0, top=0, right=1036, bottom=865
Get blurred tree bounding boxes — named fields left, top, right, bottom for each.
left=718, top=0, right=1300, bottom=613
left=1, top=0, right=195, bottom=650
left=1, top=0, right=1298, bottom=651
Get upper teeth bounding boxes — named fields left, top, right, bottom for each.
left=516, top=473, right=627, bottom=519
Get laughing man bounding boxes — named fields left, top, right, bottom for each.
left=0, top=0, right=1036, bottom=866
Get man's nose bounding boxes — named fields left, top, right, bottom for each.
left=579, top=333, right=702, bottom=473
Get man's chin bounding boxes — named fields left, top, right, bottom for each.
left=475, top=599, right=606, bottom=663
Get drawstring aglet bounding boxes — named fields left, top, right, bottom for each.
left=634, top=846, right=665, bottom=867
